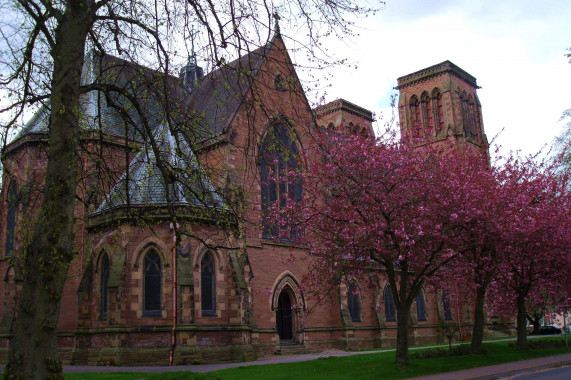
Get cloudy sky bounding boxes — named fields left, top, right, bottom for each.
left=301, top=0, right=571, bottom=157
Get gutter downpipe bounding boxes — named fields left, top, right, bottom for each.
left=169, top=222, right=179, bottom=366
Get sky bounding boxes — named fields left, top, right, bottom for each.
left=298, top=0, right=571, bottom=157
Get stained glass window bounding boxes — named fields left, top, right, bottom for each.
left=100, top=254, right=110, bottom=317
left=384, top=285, right=396, bottom=322
left=5, top=182, right=17, bottom=257
left=201, top=252, right=216, bottom=316
left=347, top=285, right=361, bottom=322
left=143, top=249, right=161, bottom=315
left=260, top=123, right=302, bottom=240
left=416, top=290, right=427, bottom=322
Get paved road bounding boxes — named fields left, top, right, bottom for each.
left=412, top=353, right=571, bottom=380
left=502, top=364, right=571, bottom=380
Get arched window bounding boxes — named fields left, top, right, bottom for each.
left=416, top=290, right=427, bottom=322
left=347, top=285, right=360, bottom=322
left=5, top=182, right=18, bottom=257
left=100, top=254, right=110, bottom=317
left=420, top=91, right=432, bottom=133
left=465, top=95, right=478, bottom=139
left=409, top=96, right=421, bottom=137
left=143, top=249, right=161, bottom=316
left=260, top=123, right=302, bottom=240
left=442, top=291, right=453, bottom=321
left=327, top=122, right=336, bottom=131
left=201, top=252, right=216, bottom=316
left=384, top=285, right=396, bottom=322
left=431, top=88, right=444, bottom=135
left=460, top=91, right=469, bottom=134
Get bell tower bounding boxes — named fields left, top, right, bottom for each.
left=396, top=61, right=489, bottom=158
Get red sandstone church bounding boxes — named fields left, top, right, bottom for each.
left=0, top=29, right=490, bottom=365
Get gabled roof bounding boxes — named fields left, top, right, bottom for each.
left=181, top=40, right=274, bottom=141
left=13, top=36, right=276, bottom=146
left=12, top=34, right=282, bottom=216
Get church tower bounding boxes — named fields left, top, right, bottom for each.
left=396, top=61, right=489, bottom=158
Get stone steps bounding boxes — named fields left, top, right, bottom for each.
left=274, top=343, right=311, bottom=356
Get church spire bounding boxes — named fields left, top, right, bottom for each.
left=273, top=12, right=281, bottom=36
left=180, top=25, right=203, bottom=91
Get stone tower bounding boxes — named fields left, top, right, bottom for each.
left=396, top=61, right=488, bottom=157
left=314, top=98, right=374, bottom=137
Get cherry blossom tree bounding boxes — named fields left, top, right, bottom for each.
left=427, top=159, right=500, bottom=354
left=266, top=131, right=483, bottom=365
left=486, top=155, right=570, bottom=350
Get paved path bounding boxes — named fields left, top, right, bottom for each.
left=412, top=353, right=571, bottom=379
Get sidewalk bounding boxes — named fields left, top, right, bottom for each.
left=412, top=353, right=571, bottom=379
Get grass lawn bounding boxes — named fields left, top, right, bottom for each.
left=0, top=338, right=568, bottom=380
left=209, top=341, right=567, bottom=380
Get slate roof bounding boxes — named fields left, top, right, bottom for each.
left=12, top=35, right=278, bottom=216
left=183, top=42, right=271, bottom=140
left=94, top=122, right=225, bottom=213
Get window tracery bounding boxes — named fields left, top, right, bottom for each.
left=420, top=91, right=432, bottom=134
left=431, top=88, right=444, bottom=135
left=409, top=96, right=421, bottom=138
left=260, top=123, right=302, bottom=240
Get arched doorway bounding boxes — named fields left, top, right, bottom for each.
left=276, top=290, right=293, bottom=341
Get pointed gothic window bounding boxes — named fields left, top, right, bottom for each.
left=100, top=254, right=110, bottom=317
left=432, top=88, right=444, bottom=135
left=260, top=123, right=302, bottom=240
left=347, top=285, right=361, bottom=322
left=143, top=249, right=161, bottom=316
left=420, top=92, right=432, bottom=133
left=201, top=252, right=216, bottom=316
left=5, top=182, right=18, bottom=257
left=442, top=291, right=453, bottom=321
left=384, top=285, right=396, bottom=322
left=416, top=290, right=427, bottom=322
left=465, top=95, right=478, bottom=140
left=409, top=96, right=421, bottom=138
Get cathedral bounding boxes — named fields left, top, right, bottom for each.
left=0, top=28, right=491, bottom=365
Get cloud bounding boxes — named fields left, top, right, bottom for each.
left=303, top=0, right=571, bottom=156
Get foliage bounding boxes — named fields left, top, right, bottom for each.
left=436, top=320, right=460, bottom=350
left=485, top=154, right=570, bottom=350
left=553, top=108, right=571, bottom=178
left=265, top=130, right=493, bottom=365
left=0, top=0, right=383, bottom=378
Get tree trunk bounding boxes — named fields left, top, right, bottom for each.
left=471, top=285, right=487, bottom=354
left=531, top=320, right=540, bottom=334
left=515, top=294, right=528, bottom=350
left=395, top=300, right=410, bottom=366
left=4, top=4, right=92, bottom=379
left=393, top=267, right=412, bottom=366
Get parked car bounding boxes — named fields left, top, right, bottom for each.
left=539, top=325, right=562, bottom=335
